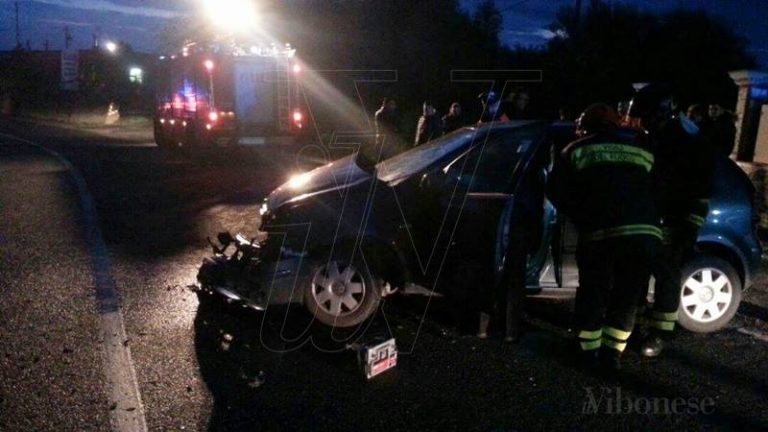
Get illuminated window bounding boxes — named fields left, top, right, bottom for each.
left=129, top=67, right=143, bottom=84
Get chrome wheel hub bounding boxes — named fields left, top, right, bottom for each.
left=311, top=261, right=365, bottom=317
left=680, top=268, right=732, bottom=323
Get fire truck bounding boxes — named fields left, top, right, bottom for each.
left=153, top=41, right=306, bottom=149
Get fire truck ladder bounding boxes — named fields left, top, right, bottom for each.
left=275, top=60, right=291, bottom=133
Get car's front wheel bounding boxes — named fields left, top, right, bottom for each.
left=303, top=259, right=382, bottom=328
left=677, top=255, right=742, bottom=333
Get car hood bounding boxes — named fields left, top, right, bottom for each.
left=265, top=154, right=372, bottom=211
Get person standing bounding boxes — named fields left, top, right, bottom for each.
left=686, top=104, right=707, bottom=126
left=478, top=91, right=510, bottom=123
left=627, top=85, right=717, bottom=357
left=414, top=101, right=442, bottom=146
left=442, top=102, right=464, bottom=134
left=508, top=89, right=531, bottom=119
left=548, top=103, right=660, bottom=370
left=374, top=97, right=400, bottom=138
left=372, top=97, right=402, bottom=159
left=706, top=103, right=737, bottom=157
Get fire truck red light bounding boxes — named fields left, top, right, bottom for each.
left=209, top=112, right=219, bottom=122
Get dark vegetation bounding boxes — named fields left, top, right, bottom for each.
left=1, top=0, right=756, bottom=132
left=174, top=0, right=756, bottom=133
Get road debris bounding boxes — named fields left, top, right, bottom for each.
left=220, top=333, right=234, bottom=351
left=348, top=337, right=398, bottom=380
left=737, top=327, right=768, bottom=342
left=240, top=369, right=265, bottom=388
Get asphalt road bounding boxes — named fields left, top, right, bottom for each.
left=1, top=117, right=767, bottom=432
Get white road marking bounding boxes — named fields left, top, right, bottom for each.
left=0, top=133, right=148, bottom=432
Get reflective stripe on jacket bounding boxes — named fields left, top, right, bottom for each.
left=547, top=128, right=660, bottom=242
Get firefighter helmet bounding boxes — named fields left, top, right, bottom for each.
left=576, top=103, right=620, bottom=135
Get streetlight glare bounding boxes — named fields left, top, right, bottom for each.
left=104, top=41, right=117, bottom=53
left=203, top=0, right=258, bottom=32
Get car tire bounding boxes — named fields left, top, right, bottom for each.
left=677, top=255, right=742, bottom=333
left=303, top=257, right=382, bottom=328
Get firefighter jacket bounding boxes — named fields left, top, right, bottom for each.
left=547, top=127, right=661, bottom=242
left=652, top=115, right=717, bottom=231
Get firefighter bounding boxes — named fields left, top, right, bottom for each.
left=548, top=103, right=660, bottom=370
left=627, top=85, right=717, bottom=357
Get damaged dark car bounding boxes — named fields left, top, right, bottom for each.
left=197, top=121, right=762, bottom=333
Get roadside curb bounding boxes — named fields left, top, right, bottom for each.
left=0, top=133, right=149, bottom=432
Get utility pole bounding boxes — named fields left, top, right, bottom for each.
left=64, top=26, right=72, bottom=49
left=15, top=2, right=22, bottom=50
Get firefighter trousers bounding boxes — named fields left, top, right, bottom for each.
left=650, top=224, right=699, bottom=333
left=575, top=234, right=659, bottom=353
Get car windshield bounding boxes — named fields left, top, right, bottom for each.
left=443, top=122, right=547, bottom=192
left=375, top=121, right=541, bottom=184
left=375, top=127, right=476, bottom=183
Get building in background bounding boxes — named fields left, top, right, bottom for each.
left=0, top=44, right=156, bottom=114
left=730, top=70, right=768, bottom=164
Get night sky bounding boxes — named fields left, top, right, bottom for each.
left=1, top=0, right=767, bottom=67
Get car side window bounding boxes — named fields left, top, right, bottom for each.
left=444, top=125, right=542, bottom=193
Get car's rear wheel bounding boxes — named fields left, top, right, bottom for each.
left=677, top=256, right=742, bottom=333
left=303, top=259, right=382, bottom=328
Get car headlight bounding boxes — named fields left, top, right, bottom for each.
left=287, top=172, right=312, bottom=189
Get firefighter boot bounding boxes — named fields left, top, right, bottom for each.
left=575, top=346, right=599, bottom=371
left=642, top=311, right=676, bottom=357
left=575, top=329, right=601, bottom=369
left=640, top=329, right=667, bottom=357
left=599, top=346, right=622, bottom=372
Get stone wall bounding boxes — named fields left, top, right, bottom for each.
left=738, top=161, right=768, bottom=229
